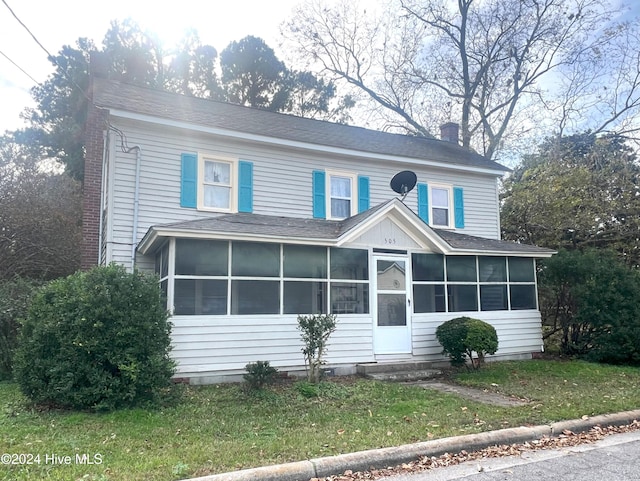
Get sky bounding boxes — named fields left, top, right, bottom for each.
left=2, top=0, right=639, bottom=137
left=0, top=0, right=303, bottom=133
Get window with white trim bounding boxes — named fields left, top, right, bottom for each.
left=431, top=186, right=452, bottom=227
left=198, top=155, right=237, bottom=212
left=328, top=172, right=357, bottom=220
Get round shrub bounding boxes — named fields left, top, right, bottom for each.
left=434, top=317, right=468, bottom=366
left=464, top=318, right=499, bottom=365
left=436, top=316, right=498, bottom=369
left=13, top=264, right=175, bottom=411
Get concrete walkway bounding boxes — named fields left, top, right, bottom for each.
left=408, top=380, right=529, bottom=407
left=185, top=410, right=640, bottom=481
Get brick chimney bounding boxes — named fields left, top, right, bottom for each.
left=440, top=122, right=459, bottom=144
left=81, top=55, right=109, bottom=270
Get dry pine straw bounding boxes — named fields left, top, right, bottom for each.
left=315, top=420, right=640, bottom=481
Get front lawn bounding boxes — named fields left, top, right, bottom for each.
left=1, top=360, right=639, bottom=481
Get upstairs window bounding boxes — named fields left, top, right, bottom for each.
left=431, top=186, right=451, bottom=227
left=181, top=152, right=253, bottom=213
left=199, top=157, right=235, bottom=212
left=417, top=183, right=464, bottom=229
left=313, top=171, right=369, bottom=220
left=329, top=173, right=355, bottom=219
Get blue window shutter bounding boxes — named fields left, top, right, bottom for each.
left=417, top=183, right=429, bottom=223
left=358, top=175, right=370, bottom=213
left=454, top=187, right=465, bottom=228
left=180, top=153, right=197, bottom=208
left=238, top=160, right=253, bottom=213
left=312, top=170, right=326, bottom=219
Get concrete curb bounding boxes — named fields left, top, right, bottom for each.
left=186, top=409, right=640, bottom=481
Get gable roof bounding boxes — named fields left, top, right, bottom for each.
left=91, top=78, right=509, bottom=173
left=137, top=198, right=554, bottom=257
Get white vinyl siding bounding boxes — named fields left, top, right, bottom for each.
left=411, top=310, right=544, bottom=360
left=168, top=309, right=543, bottom=381
left=170, top=314, right=374, bottom=379
left=104, top=118, right=502, bottom=269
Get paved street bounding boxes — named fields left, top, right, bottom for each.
left=379, top=431, right=640, bottom=481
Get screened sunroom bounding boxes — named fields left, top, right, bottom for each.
left=136, top=199, right=553, bottom=382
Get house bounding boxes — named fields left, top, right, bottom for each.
left=82, top=77, right=554, bottom=384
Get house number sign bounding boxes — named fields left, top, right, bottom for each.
left=384, top=237, right=397, bottom=245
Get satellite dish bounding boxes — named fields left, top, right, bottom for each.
left=390, top=170, right=417, bottom=200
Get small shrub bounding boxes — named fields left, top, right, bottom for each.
left=436, top=317, right=498, bottom=369
left=297, top=314, right=337, bottom=383
left=0, top=277, right=41, bottom=380
left=13, top=264, right=176, bottom=411
left=295, top=380, right=321, bottom=398
left=243, top=361, right=278, bottom=391
left=294, top=380, right=349, bottom=399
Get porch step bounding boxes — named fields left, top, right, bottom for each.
left=365, top=369, right=443, bottom=382
left=356, top=361, right=436, bottom=375
left=356, top=361, right=442, bottom=382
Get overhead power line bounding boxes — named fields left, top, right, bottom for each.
left=1, top=0, right=55, bottom=60
left=0, top=48, right=39, bottom=84
left=1, top=0, right=93, bottom=103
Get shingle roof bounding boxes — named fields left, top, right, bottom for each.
left=433, top=229, right=554, bottom=254
left=92, top=78, right=508, bottom=172
left=144, top=201, right=553, bottom=256
left=156, top=200, right=392, bottom=240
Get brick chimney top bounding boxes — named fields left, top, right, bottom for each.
left=440, top=122, right=459, bottom=144
left=89, top=51, right=110, bottom=79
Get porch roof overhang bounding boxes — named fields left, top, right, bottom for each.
left=137, top=198, right=555, bottom=258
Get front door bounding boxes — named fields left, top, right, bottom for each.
left=373, top=256, right=412, bottom=354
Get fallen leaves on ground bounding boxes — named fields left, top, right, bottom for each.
left=313, top=420, right=640, bottom=481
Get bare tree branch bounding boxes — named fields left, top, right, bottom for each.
left=284, top=0, right=640, bottom=159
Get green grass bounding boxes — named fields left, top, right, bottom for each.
left=1, top=360, right=639, bottom=481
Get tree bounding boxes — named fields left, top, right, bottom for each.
left=286, top=70, right=355, bottom=123
left=15, top=23, right=351, bottom=180
left=101, top=18, right=167, bottom=88
left=539, top=248, right=640, bottom=364
left=0, top=135, right=81, bottom=280
left=16, top=20, right=171, bottom=180
left=500, top=132, right=640, bottom=265
left=18, top=39, right=94, bottom=180
left=220, top=36, right=290, bottom=110
left=166, top=30, right=223, bottom=99
left=284, top=0, right=640, bottom=158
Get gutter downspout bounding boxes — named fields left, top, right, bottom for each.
left=129, top=146, right=142, bottom=270
left=97, top=129, right=109, bottom=265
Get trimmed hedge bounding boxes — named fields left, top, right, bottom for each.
left=436, top=316, right=498, bottom=369
left=14, top=264, right=176, bottom=411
